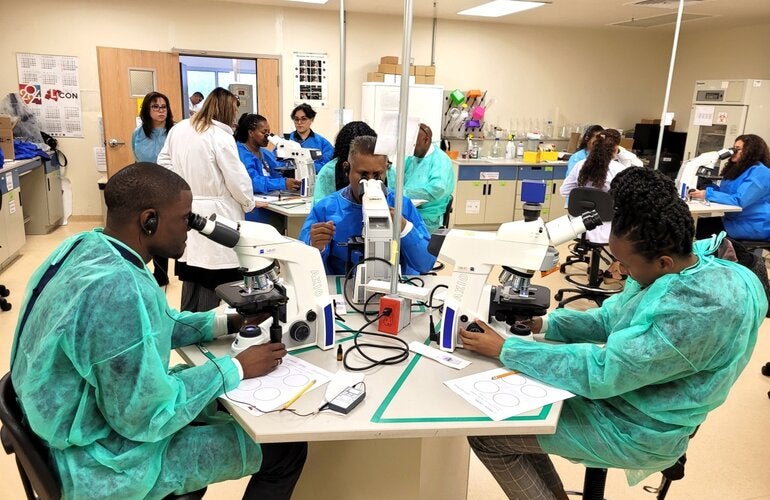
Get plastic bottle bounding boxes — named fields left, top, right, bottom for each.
left=516, top=140, right=524, bottom=158
left=466, top=134, right=473, bottom=159
left=505, top=134, right=515, bottom=160
left=544, top=120, right=554, bottom=139
left=472, top=138, right=480, bottom=159
left=491, top=138, right=501, bottom=159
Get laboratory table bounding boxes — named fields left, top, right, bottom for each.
left=687, top=199, right=742, bottom=221
left=177, top=276, right=561, bottom=500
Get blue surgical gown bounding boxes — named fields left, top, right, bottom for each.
left=299, top=187, right=436, bottom=275
left=496, top=240, right=766, bottom=484
left=704, top=162, right=770, bottom=240
left=11, top=230, right=262, bottom=499
left=566, top=148, right=588, bottom=177
left=286, top=130, right=334, bottom=173
left=237, top=141, right=287, bottom=223
left=132, top=126, right=168, bottom=163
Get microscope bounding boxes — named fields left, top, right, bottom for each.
left=350, top=179, right=393, bottom=304
left=188, top=213, right=335, bottom=352
left=676, top=148, right=734, bottom=194
left=268, top=134, right=320, bottom=198
left=434, top=187, right=602, bottom=352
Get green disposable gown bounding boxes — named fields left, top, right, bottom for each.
left=10, top=230, right=262, bottom=499
left=498, top=240, right=766, bottom=484
left=312, top=158, right=338, bottom=205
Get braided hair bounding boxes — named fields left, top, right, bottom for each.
left=234, top=113, right=268, bottom=143
left=332, top=121, right=377, bottom=190
left=610, top=167, right=694, bottom=260
left=578, top=128, right=621, bottom=188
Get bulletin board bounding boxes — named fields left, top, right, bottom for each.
left=293, top=52, right=328, bottom=108
left=16, top=52, right=83, bottom=138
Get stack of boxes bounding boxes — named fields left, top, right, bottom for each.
left=366, top=56, right=436, bottom=85
left=0, top=115, right=14, bottom=163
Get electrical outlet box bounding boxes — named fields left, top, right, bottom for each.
left=378, top=295, right=411, bottom=334
left=328, top=386, right=365, bottom=414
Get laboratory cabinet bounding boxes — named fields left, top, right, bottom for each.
left=19, top=155, right=63, bottom=235
left=0, top=168, right=25, bottom=270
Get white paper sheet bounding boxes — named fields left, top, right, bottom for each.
left=222, top=354, right=333, bottom=416
left=444, top=367, right=574, bottom=421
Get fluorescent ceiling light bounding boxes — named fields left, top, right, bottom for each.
left=458, top=0, right=545, bottom=18
left=286, top=0, right=328, bottom=4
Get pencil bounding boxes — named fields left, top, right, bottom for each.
left=282, top=379, right=316, bottom=409
left=491, top=370, right=519, bottom=380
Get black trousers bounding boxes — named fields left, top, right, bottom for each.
left=243, top=442, right=308, bottom=500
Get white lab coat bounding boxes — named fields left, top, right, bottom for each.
left=616, top=147, right=643, bottom=168
left=158, top=119, right=255, bottom=269
left=560, top=159, right=628, bottom=244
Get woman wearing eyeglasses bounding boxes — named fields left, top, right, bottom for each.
left=690, top=134, right=770, bottom=241
left=132, top=91, right=174, bottom=164
left=285, top=103, right=334, bottom=173
left=131, top=91, right=175, bottom=286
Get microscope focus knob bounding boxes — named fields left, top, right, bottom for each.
left=290, top=322, right=311, bottom=342
left=306, top=310, right=317, bottom=322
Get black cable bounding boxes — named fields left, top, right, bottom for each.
left=342, top=256, right=396, bottom=316
left=341, top=309, right=410, bottom=371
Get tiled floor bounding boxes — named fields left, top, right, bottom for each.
left=1, top=220, right=769, bottom=499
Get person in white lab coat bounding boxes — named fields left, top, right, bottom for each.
left=158, top=87, right=255, bottom=311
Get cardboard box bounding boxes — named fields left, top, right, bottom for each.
left=0, top=115, right=13, bottom=160
left=415, top=65, right=426, bottom=76
left=567, top=132, right=580, bottom=153
left=424, top=75, right=435, bottom=84
left=424, top=65, right=436, bottom=76
left=409, top=65, right=415, bottom=76
left=380, top=56, right=399, bottom=64
left=377, top=63, right=397, bottom=74
left=415, top=75, right=426, bottom=84
left=367, top=72, right=385, bottom=82
left=620, top=137, right=634, bottom=151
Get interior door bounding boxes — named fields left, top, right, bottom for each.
left=96, top=47, right=181, bottom=177
left=257, top=58, right=280, bottom=133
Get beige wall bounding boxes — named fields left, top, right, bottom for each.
left=1, top=0, right=767, bottom=217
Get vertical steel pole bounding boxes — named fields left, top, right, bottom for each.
left=654, top=0, right=685, bottom=170
left=339, top=0, right=346, bottom=126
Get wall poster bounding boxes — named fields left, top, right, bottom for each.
left=16, top=52, right=83, bottom=138
left=292, top=52, right=328, bottom=108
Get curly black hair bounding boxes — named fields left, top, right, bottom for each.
left=721, top=133, right=770, bottom=180
left=578, top=128, right=621, bottom=188
left=609, top=167, right=694, bottom=260
left=332, top=121, right=377, bottom=191
left=577, top=124, right=603, bottom=152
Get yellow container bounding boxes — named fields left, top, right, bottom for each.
left=523, top=151, right=540, bottom=164
left=540, top=151, right=559, bottom=161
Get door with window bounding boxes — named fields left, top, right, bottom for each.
left=96, top=47, right=181, bottom=177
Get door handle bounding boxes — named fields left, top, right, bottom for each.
left=488, top=183, right=492, bottom=196
left=482, top=184, right=487, bottom=196
left=108, top=138, right=125, bottom=148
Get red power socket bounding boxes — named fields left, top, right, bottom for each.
left=378, top=295, right=411, bottom=334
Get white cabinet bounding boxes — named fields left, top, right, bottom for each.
left=361, top=83, right=444, bottom=139
left=0, top=168, right=25, bottom=270
left=19, top=158, right=63, bottom=235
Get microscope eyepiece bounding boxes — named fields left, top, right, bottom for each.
left=187, top=213, right=207, bottom=231
left=188, top=212, right=241, bottom=248
left=580, top=210, right=603, bottom=232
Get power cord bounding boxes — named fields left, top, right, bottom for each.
left=341, top=308, right=410, bottom=371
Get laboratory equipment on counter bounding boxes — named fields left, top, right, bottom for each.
left=268, top=134, right=319, bottom=198
left=675, top=148, right=734, bottom=194
left=188, top=213, right=334, bottom=352
left=431, top=182, right=602, bottom=352
left=684, top=79, right=770, bottom=161
left=351, top=179, right=393, bottom=305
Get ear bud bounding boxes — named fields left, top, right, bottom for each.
left=142, top=212, right=158, bottom=235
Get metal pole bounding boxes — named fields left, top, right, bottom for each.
left=390, top=0, right=414, bottom=294
left=653, top=0, right=685, bottom=170
left=431, top=2, right=437, bottom=66
left=339, top=0, right=346, bottom=126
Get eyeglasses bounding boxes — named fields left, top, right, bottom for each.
left=150, top=105, right=167, bottom=111
left=292, top=116, right=310, bottom=123
left=732, top=147, right=743, bottom=152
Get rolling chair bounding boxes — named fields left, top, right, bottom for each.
left=0, top=373, right=206, bottom=499
left=554, top=187, right=622, bottom=308
left=425, top=195, right=454, bottom=274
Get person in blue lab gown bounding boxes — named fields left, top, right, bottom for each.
left=399, top=123, right=455, bottom=234
left=460, top=167, right=766, bottom=500
left=10, top=163, right=307, bottom=500
left=689, top=133, right=770, bottom=241
left=131, top=91, right=175, bottom=286
left=285, top=103, right=333, bottom=173
left=235, top=113, right=301, bottom=223
left=299, top=135, right=436, bottom=276
left=313, top=120, right=377, bottom=205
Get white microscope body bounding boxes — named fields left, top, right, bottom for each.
left=190, top=214, right=334, bottom=352
left=438, top=213, right=599, bottom=352
left=268, top=134, right=319, bottom=198
left=352, top=179, right=393, bottom=304
left=676, top=148, right=734, bottom=195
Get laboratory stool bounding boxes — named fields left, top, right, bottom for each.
left=0, top=284, right=10, bottom=311
left=0, top=373, right=207, bottom=500
left=554, top=187, right=622, bottom=308
left=569, top=455, right=688, bottom=500
left=429, top=195, right=454, bottom=273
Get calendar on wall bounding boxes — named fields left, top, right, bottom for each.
left=16, top=52, right=83, bottom=138
left=293, top=52, right=328, bottom=108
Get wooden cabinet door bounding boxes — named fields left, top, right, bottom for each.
left=454, top=181, right=486, bottom=225
left=484, top=181, right=516, bottom=224
left=96, top=47, right=181, bottom=177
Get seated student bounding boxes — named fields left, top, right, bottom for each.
left=459, top=167, right=766, bottom=500
left=567, top=125, right=642, bottom=178
left=313, top=121, right=377, bottom=205
left=285, top=103, right=334, bottom=173
left=299, top=135, right=436, bottom=276
left=235, top=113, right=301, bottom=223
left=11, top=163, right=307, bottom=499
left=396, top=123, right=455, bottom=234
left=690, top=133, right=770, bottom=241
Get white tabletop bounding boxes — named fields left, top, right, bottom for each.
left=176, top=276, right=560, bottom=444
left=687, top=200, right=742, bottom=218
